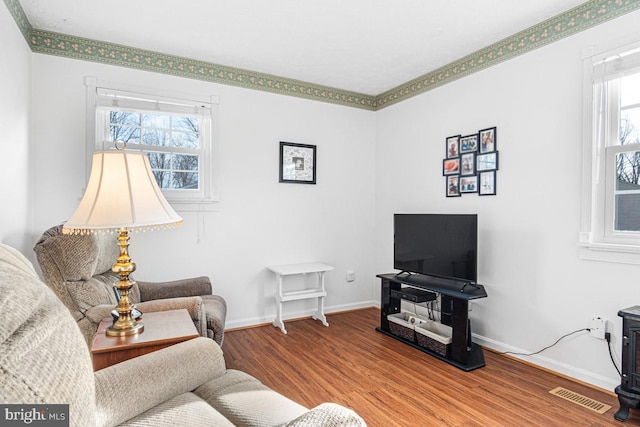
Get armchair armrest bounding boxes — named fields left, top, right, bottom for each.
left=137, top=276, right=212, bottom=301
left=94, top=337, right=225, bottom=427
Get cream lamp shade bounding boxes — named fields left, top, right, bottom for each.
left=63, top=149, right=183, bottom=234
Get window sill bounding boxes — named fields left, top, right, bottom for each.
left=169, top=199, right=220, bottom=213
left=578, top=241, right=640, bottom=264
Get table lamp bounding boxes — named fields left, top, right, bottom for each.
left=63, top=144, right=183, bottom=336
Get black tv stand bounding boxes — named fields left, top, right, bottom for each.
left=376, top=273, right=488, bottom=371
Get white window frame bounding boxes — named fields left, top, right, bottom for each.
left=579, top=41, right=640, bottom=264
left=85, top=77, right=219, bottom=212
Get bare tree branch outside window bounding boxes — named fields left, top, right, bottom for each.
left=109, top=110, right=200, bottom=190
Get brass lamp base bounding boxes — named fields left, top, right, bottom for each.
left=107, top=229, right=144, bottom=337
left=107, top=321, right=144, bottom=337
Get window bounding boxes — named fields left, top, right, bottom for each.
left=86, top=78, right=219, bottom=208
left=610, top=73, right=640, bottom=232
left=580, top=43, right=640, bottom=263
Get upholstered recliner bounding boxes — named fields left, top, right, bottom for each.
left=0, top=243, right=367, bottom=427
left=34, top=224, right=227, bottom=346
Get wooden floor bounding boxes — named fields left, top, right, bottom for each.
left=223, top=308, right=639, bottom=427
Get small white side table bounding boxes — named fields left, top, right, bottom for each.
left=267, top=262, right=334, bottom=334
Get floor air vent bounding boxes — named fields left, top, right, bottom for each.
left=549, top=387, right=611, bottom=414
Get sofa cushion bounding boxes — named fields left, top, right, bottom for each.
left=119, top=392, right=234, bottom=427
left=194, top=369, right=308, bottom=426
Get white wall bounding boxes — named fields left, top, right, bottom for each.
left=0, top=6, right=31, bottom=252
left=375, top=10, right=640, bottom=390
left=29, top=55, right=377, bottom=328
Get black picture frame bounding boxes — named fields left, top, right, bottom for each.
left=445, top=135, right=460, bottom=158
left=479, top=171, right=496, bottom=196
left=479, top=127, right=497, bottom=153
left=443, top=158, right=460, bottom=176
left=460, top=152, right=476, bottom=176
left=460, top=175, right=478, bottom=193
left=446, top=175, right=460, bottom=197
left=460, top=134, right=479, bottom=153
left=279, top=141, right=316, bottom=184
left=477, top=151, right=499, bottom=171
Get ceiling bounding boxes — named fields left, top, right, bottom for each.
left=19, top=0, right=588, bottom=96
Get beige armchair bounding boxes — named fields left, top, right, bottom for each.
left=0, top=243, right=367, bottom=427
left=34, top=224, right=226, bottom=346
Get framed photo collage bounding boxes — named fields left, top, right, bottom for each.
left=443, top=126, right=498, bottom=197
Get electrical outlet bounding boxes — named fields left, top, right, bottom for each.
left=346, top=270, right=356, bottom=282
left=589, top=316, right=607, bottom=339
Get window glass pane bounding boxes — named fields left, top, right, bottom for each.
left=110, top=111, right=140, bottom=126
left=615, top=150, right=640, bottom=231
left=148, top=152, right=170, bottom=170
left=621, top=73, right=640, bottom=107
left=142, top=129, right=169, bottom=147
left=172, top=172, right=199, bottom=189
left=171, top=131, right=199, bottom=148
left=615, top=194, right=640, bottom=231
left=173, top=154, right=198, bottom=171
left=616, top=151, right=640, bottom=187
left=621, top=73, right=640, bottom=146
left=172, top=116, right=199, bottom=133
left=109, top=125, right=140, bottom=143
left=142, top=113, right=170, bottom=129
left=621, top=108, right=640, bottom=146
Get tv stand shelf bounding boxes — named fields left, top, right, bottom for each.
left=376, top=273, right=487, bottom=371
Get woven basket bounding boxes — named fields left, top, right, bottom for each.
left=387, top=313, right=426, bottom=342
left=415, top=320, right=452, bottom=357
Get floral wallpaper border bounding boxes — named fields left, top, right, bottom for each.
left=4, top=0, right=640, bottom=111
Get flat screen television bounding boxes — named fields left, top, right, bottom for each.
left=394, top=213, right=477, bottom=284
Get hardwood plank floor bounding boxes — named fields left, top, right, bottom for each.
left=223, top=308, right=639, bottom=426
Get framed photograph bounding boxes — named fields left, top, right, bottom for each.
left=445, top=135, right=460, bottom=158
left=477, top=151, right=499, bottom=171
left=479, top=171, right=496, bottom=195
left=479, top=127, right=497, bottom=153
left=460, top=176, right=478, bottom=193
left=460, top=134, right=479, bottom=153
left=443, top=158, right=460, bottom=175
left=460, top=152, right=475, bottom=176
left=279, top=141, right=316, bottom=184
left=446, top=175, right=460, bottom=197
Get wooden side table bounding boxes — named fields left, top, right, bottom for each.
left=267, top=262, right=333, bottom=334
left=90, top=309, right=199, bottom=371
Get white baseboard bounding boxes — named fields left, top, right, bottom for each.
left=472, top=334, right=619, bottom=392
left=225, top=300, right=378, bottom=330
